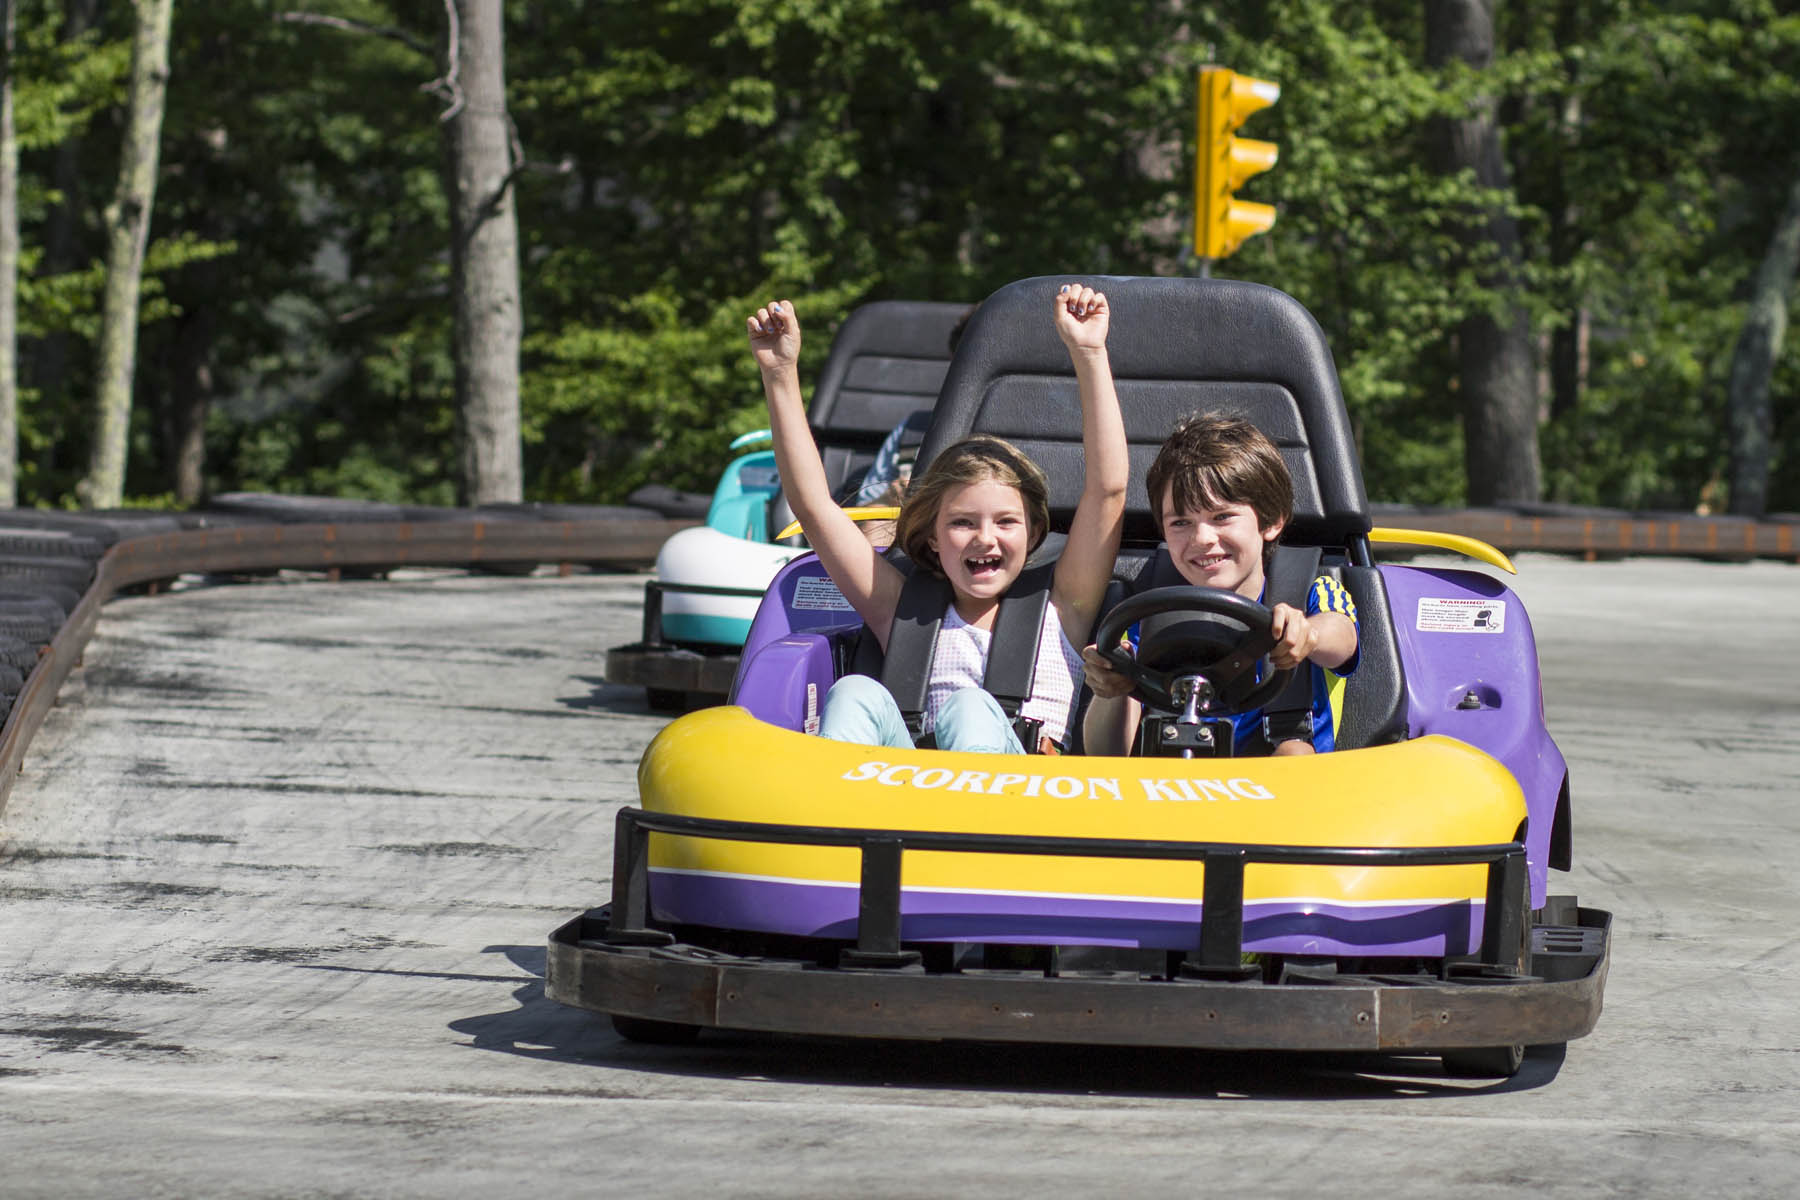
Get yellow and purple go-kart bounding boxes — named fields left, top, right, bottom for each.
left=603, top=301, right=967, bottom=710
left=551, top=276, right=1610, bottom=1078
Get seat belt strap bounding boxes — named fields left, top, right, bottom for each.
left=1253, top=544, right=1323, bottom=752
left=878, top=569, right=951, bottom=741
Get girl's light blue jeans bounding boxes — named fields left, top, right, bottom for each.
left=817, top=675, right=1025, bottom=755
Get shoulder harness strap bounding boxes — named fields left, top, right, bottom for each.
left=878, top=560, right=1061, bottom=751
left=1249, top=544, right=1323, bottom=753
left=983, top=563, right=1061, bottom=752
left=877, top=569, right=953, bottom=741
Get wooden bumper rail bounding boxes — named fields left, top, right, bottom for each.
left=1389, top=510, right=1800, bottom=563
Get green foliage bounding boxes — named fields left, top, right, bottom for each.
left=8, top=0, right=1797, bottom=512
left=11, top=10, right=129, bottom=151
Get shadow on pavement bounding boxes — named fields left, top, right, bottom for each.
left=556, top=675, right=675, bottom=716
left=447, top=945, right=1566, bottom=1102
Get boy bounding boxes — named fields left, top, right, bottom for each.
left=1081, top=413, right=1359, bottom=757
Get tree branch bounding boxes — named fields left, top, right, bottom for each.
left=422, top=0, right=463, bottom=122
left=275, top=11, right=434, bottom=61
left=277, top=7, right=464, bottom=121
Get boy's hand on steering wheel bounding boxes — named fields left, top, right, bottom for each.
left=748, top=301, right=802, bottom=371
left=1081, top=643, right=1134, bottom=700
left=1269, top=603, right=1319, bottom=670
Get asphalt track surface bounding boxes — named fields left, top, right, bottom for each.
left=0, top=557, right=1794, bottom=1199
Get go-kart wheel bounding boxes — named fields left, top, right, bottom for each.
left=1090, top=585, right=1294, bottom=715
left=1440, top=1043, right=1525, bottom=1078
left=610, top=1014, right=701, bottom=1045
left=1442, top=851, right=1532, bottom=1078
left=646, top=688, right=687, bottom=714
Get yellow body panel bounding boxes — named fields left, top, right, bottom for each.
left=641, top=708, right=1525, bottom=905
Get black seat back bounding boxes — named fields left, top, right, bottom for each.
left=915, top=276, right=1369, bottom=545
left=807, top=300, right=970, bottom=496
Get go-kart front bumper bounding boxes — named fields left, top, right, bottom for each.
left=546, top=808, right=1610, bottom=1052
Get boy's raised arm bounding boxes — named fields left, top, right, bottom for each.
left=748, top=302, right=901, bottom=641
left=1050, top=284, right=1129, bottom=645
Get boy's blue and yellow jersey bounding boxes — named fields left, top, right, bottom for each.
left=1123, top=576, right=1359, bottom=753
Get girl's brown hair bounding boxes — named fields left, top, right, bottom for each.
left=894, top=436, right=1050, bottom=575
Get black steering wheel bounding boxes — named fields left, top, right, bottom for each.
left=1091, top=586, right=1294, bottom=716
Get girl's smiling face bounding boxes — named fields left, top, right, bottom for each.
left=1160, top=484, right=1282, bottom=598
left=929, top=478, right=1033, bottom=619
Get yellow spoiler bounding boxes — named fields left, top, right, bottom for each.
left=1369, top=527, right=1516, bottom=574
left=775, top=506, right=901, bottom=541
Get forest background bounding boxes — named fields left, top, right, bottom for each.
left=5, top=0, right=1798, bottom=515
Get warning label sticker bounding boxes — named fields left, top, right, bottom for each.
left=792, top=575, right=855, bottom=612
left=1417, top=597, right=1506, bottom=634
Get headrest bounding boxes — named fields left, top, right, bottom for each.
left=807, top=300, right=970, bottom=449
left=913, top=276, right=1369, bottom=545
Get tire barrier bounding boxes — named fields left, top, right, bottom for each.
left=0, top=496, right=696, bottom=820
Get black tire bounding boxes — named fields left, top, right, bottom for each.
left=1443, top=862, right=1532, bottom=1079
left=645, top=688, right=688, bottom=713
left=0, top=616, right=58, bottom=646
left=0, top=638, right=42, bottom=676
left=0, top=511, right=123, bottom=546
left=1441, top=1044, right=1526, bottom=1078
left=0, top=555, right=96, bottom=592
left=0, top=592, right=68, bottom=624
left=625, top=485, right=712, bottom=520
left=0, top=530, right=106, bottom=561
left=0, top=664, right=24, bottom=693
left=478, top=502, right=663, bottom=522
left=82, top=510, right=190, bottom=534
left=610, top=1015, right=702, bottom=1045
left=205, top=493, right=411, bottom=525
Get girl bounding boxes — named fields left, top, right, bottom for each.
left=748, top=285, right=1126, bottom=753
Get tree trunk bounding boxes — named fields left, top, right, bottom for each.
left=1725, top=168, right=1800, bottom=517
left=0, top=0, right=18, bottom=507
left=444, top=0, right=523, bottom=505
left=1426, top=0, right=1542, bottom=504
left=78, top=0, right=174, bottom=510
left=165, top=297, right=217, bottom=506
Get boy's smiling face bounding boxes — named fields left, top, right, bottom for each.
left=1160, top=483, right=1283, bottom=599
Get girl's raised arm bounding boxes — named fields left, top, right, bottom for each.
left=748, top=301, right=902, bottom=637
left=1048, top=285, right=1128, bottom=645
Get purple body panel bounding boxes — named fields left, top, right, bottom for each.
left=651, top=869, right=1487, bottom=957
left=728, top=554, right=861, bottom=729
left=1377, top=564, right=1567, bottom=907
left=699, top=553, right=1557, bottom=955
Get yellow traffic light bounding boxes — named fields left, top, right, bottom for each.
left=1195, top=66, right=1281, bottom=260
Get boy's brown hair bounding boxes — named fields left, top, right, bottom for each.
left=1145, top=413, right=1293, bottom=534
left=895, top=436, right=1050, bottom=575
